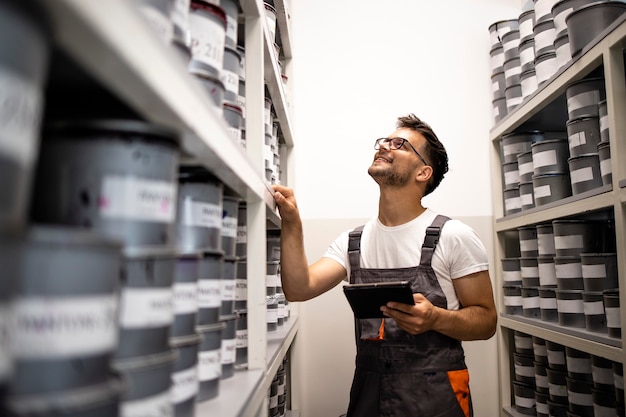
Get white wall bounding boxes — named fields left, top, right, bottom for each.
left=287, top=1, right=523, bottom=416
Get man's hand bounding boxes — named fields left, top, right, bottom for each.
left=380, top=293, right=439, bottom=335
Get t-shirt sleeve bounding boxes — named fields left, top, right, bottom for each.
left=323, top=230, right=350, bottom=271
left=439, top=220, right=490, bottom=279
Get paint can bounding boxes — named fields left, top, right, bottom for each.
left=176, top=165, right=224, bottom=254
left=520, top=68, right=539, bottom=98
left=235, top=201, right=247, bottom=258
left=170, top=334, right=201, bottom=417
left=490, top=44, right=505, bottom=74
left=566, top=116, right=601, bottom=157
left=190, top=71, right=225, bottom=112
left=555, top=289, right=585, bottom=327
left=602, top=289, right=621, bottom=338
left=582, top=291, right=607, bottom=333
left=567, top=153, right=603, bottom=194
left=531, top=138, right=570, bottom=175
left=555, top=255, right=583, bottom=290
left=554, top=31, right=572, bottom=70
left=189, top=0, right=227, bottom=78
left=170, top=254, right=201, bottom=339
left=597, top=141, right=611, bottom=186
left=533, top=19, right=557, bottom=56
left=504, top=284, right=523, bottom=315
left=116, top=252, right=177, bottom=360
left=565, top=78, right=606, bottom=119
left=539, top=286, right=558, bottom=321
left=219, top=0, right=240, bottom=47
left=489, top=19, right=519, bottom=47
left=221, top=45, right=241, bottom=102
left=220, top=314, right=237, bottom=379
left=234, top=259, right=247, bottom=311
left=566, top=2, right=626, bottom=56
left=220, top=257, right=237, bottom=318
left=197, top=250, right=224, bottom=326
left=31, top=119, right=180, bottom=251
left=196, top=321, right=225, bottom=402
left=535, top=51, right=558, bottom=84
left=235, top=309, right=248, bottom=369
left=502, top=30, right=521, bottom=61
left=532, top=173, right=572, bottom=205
left=519, top=9, right=536, bottom=42
left=503, top=187, right=522, bottom=215
left=223, top=101, right=244, bottom=147
left=221, top=195, right=241, bottom=258
left=10, top=226, right=121, bottom=396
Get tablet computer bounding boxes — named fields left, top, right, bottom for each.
left=343, top=281, right=415, bottom=319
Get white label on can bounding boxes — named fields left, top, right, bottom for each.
left=266, top=306, right=278, bottom=324
left=493, top=105, right=500, bottom=118
left=556, top=298, right=583, bottom=313
left=197, top=279, right=221, bottom=308
left=600, top=158, right=612, bottom=176
left=221, top=279, right=235, bottom=301
left=520, top=193, right=533, bottom=206
left=189, top=12, right=225, bottom=72
left=504, top=295, right=523, bottom=306
left=505, top=65, right=521, bottom=79
left=521, top=73, right=538, bottom=98
left=266, top=273, right=280, bottom=288
left=220, top=69, right=239, bottom=96
left=0, top=67, right=43, bottom=165
left=100, top=176, right=176, bottom=223
left=138, top=5, right=174, bottom=44
left=568, top=131, right=587, bottom=149
left=270, top=394, right=278, bottom=408
left=264, top=107, right=272, bottom=126
left=235, top=278, right=247, bottom=301
left=535, top=27, right=555, bottom=52
left=198, top=348, right=221, bottom=381
left=0, top=304, right=11, bottom=380
left=504, top=170, right=519, bottom=186
left=605, top=307, right=621, bottom=328
left=221, top=338, right=236, bottom=365
left=171, top=365, right=198, bottom=404
left=278, top=303, right=286, bottom=319
left=538, top=264, right=557, bottom=286
left=13, top=295, right=118, bottom=358
left=533, top=150, right=558, bottom=168
left=567, top=91, right=600, bottom=112
left=554, top=235, right=583, bottom=251
left=492, top=81, right=499, bottom=93
left=556, top=44, right=571, bottom=69
left=518, top=161, right=533, bottom=176
left=503, top=270, right=521, bottom=282
left=504, top=196, right=521, bottom=211
left=547, top=350, right=566, bottom=365
left=222, top=216, right=237, bottom=238
left=120, top=390, right=173, bottom=417
left=491, top=50, right=504, bottom=68
left=503, top=38, right=519, bottom=54
left=522, top=296, right=540, bottom=309
left=570, top=166, right=595, bottom=183
left=514, top=395, right=535, bottom=408
left=278, top=383, right=285, bottom=395
left=520, top=238, right=538, bottom=253
left=555, top=261, right=582, bottom=279
left=172, top=282, right=198, bottom=314
left=534, top=184, right=552, bottom=198
left=119, top=287, right=173, bottom=328
left=521, top=266, right=538, bottom=278
left=568, top=391, right=593, bottom=406
left=183, top=199, right=221, bottom=228
left=514, top=362, right=535, bottom=377
left=582, top=264, right=606, bottom=279
left=536, top=57, right=557, bottom=82
left=236, top=329, right=248, bottom=348
left=583, top=300, right=604, bottom=315
left=520, top=47, right=534, bottom=67
left=534, top=0, right=552, bottom=20
left=237, top=225, right=247, bottom=243
left=520, top=19, right=533, bottom=38
left=540, top=297, right=557, bottom=309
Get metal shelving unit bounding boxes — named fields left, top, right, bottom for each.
left=490, top=15, right=626, bottom=417
left=37, top=1, right=297, bottom=416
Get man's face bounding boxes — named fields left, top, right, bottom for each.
left=368, top=128, right=426, bottom=187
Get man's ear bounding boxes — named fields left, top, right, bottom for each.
left=415, top=165, right=433, bottom=183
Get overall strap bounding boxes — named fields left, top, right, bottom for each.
left=348, top=225, right=365, bottom=284
left=419, top=215, right=451, bottom=267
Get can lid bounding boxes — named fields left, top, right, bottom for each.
left=178, top=165, right=221, bottom=183
left=44, top=119, right=180, bottom=147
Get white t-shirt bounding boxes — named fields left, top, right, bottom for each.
left=323, top=208, right=489, bottom=310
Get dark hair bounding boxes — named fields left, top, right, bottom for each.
left=396, top=114, right=448, bottom=196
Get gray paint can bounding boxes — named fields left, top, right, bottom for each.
left=235, top=310, right=248, bottom=369
left=221, top=195, right=241, bottom=258
left=223, top=102, right=244, bottom=147
left=234, top=259, right=248, bottom=311
left=31, top=119, right=180, bottom=251
left=220, top=257, right=237, bottom=318
left=170, top=254, right=201, bottom=338
left=597, top=141, right=612, bottom=186
left=539, top=286, right=558, bottom=322
left=554, top=255, right=583, bottom=290
left=176, top=166, right=223, bottom=254
left=220, top=314, right=237, bottom=379
left=221, top=45, right=241, bottom=103
left=196, top=322, right=225, bottom=402
left=602, top=289, right=621, bottom=338
left=532, top=173, right=572, bottom=205
left=0, top=237, right=19, bottom=387
left=568, top=153, right=603, bottom=194
left=170, top=334, right=201, bottom=417
left=113, top=349, right=176, bottom=417
left=188, top=1, right=227, bottom=79
left=115, top=252, right=177, bottom=360
left=197, top=251, right=224, bottom=326
left=503, top=284, right=523, bottom=315
left=235, top=201, right=247, bottom=258
left=565, top=78, right=606, bottom=120
left=190, top=71, right=225, bottom=112
left=566, top=2, right=626, bottom=57
left=556, top=289, right=585, bottom=327
left=10, top=226, right=122, bottom=396
left=0, top=1, right=50, bottom=235
left=531, top=139, right=570, bottom=175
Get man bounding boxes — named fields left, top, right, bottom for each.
left=272, top=114, right=497, bottom=417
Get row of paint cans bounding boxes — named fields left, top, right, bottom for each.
left=512, top=331, right=625, bottom=417
left=267, top=356, right=289, bottom=417
left=266, top=261, right=289, bottom=332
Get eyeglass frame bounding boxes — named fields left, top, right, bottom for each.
left=374, top=137, right=429, bottom=166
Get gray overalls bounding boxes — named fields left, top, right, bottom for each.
left=346, top=215, right=472, bottom=417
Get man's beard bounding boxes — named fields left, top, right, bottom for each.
left=367, top=165, right=414, bottom=187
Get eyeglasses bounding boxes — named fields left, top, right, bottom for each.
left=374, top=137, right=429, bottom=166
